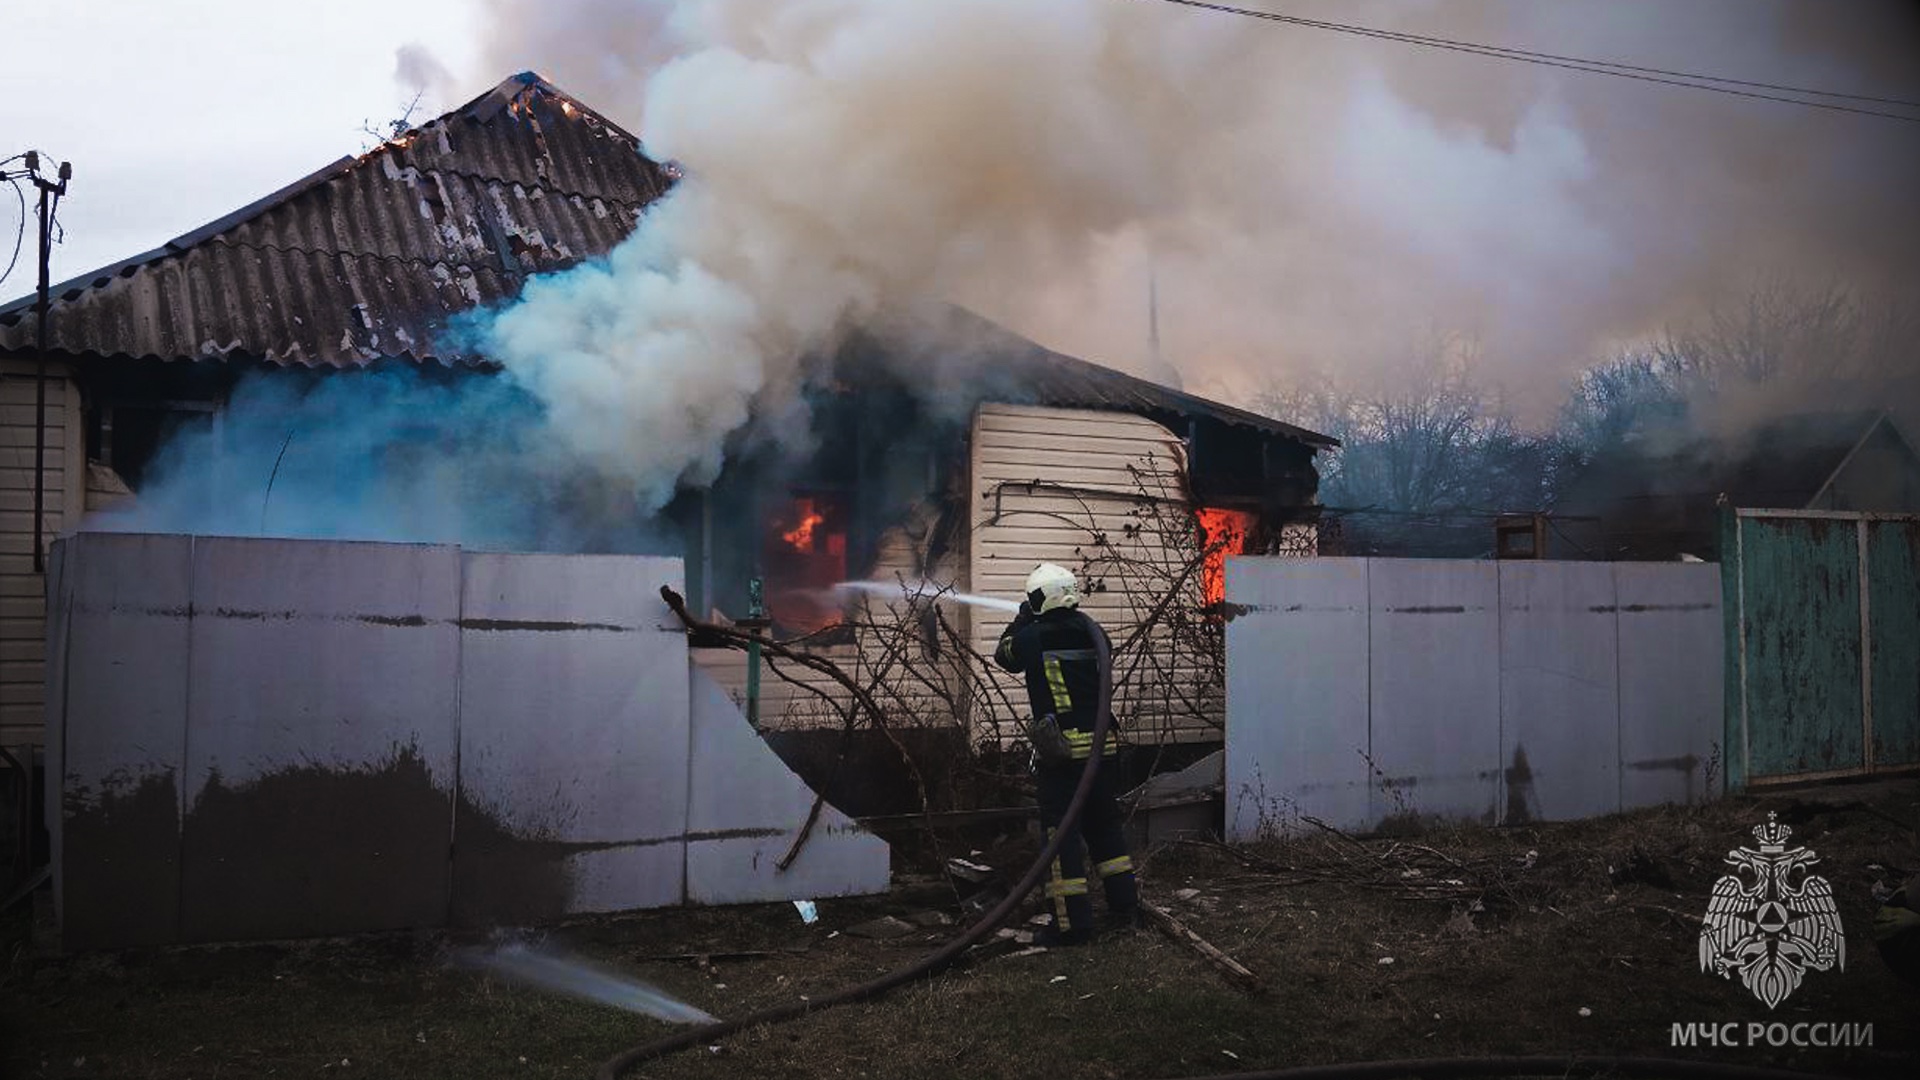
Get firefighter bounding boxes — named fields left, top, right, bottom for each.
left=995, top=562, right=1139, bottom=946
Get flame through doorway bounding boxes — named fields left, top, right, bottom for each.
left=1196, top=506, right=1257, bottom=607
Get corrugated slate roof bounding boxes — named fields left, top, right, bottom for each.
left=883, top=305, right=1338, bottom=448
left=0, top=72, right=673, bottom=367
left=1013, top=348, right=1336, bottom=448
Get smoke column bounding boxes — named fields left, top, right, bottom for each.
left=471, top=0, right=1918, bottom=444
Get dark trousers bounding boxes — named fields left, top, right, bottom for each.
left=1035, top=757, right=1138, bottom=935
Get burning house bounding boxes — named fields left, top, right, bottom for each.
left=0, top=73, right=1334, bottom=774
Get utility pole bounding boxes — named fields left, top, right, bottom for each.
left=25, top=153, right=70, bottom=574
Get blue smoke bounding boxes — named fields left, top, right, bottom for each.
left=88, top=364, right=674, bottom=555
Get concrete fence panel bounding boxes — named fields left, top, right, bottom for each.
left=1227, top=556, right=1722, bottom=836
left=179, top=538, right=462, bottom=941
left=454, top=552, right=690, bottom=925
left=48, top=534, right=887, bottom=949
left=1224, top=558, right=1370, bottom=838
left=1498, top=562, right=1619, bottom=824
left=1616, top=564, right=1724, bottom=807
left=47, top=533, right=194, bottom=949
left=1366, top=560, right=1501, bottom=826
left=685, top=667, right=890, bottom=904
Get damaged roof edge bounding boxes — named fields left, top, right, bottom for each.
left=0, top=72, right=640, bottom=324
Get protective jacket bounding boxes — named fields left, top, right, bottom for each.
left=993, top=606, right=1117, bottom=759
left=993, top=602, right=1136, bottom=943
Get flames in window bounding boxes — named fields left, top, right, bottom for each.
left=1196, top=507, right=1257, bottom=607
left=765, top=493, right=849, bottom=632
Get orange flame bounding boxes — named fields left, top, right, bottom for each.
left=1196, top=507, right=1257, bottom=607
left=781, top=500, right=826, bottom=551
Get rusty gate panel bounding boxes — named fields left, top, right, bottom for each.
left=1734, top=515, right=1864, bottom=784
left=1868, top=520, right=1920, bottom=770
left=1725, top=509, right=1920, bottom=789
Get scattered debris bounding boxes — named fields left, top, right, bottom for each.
left=1376, top=957, right=1396, bottom=966
left=1140, top=899, right=1265, bottom=995
left=946, top=857, right=995, bottom=884
left=1173, top=888, right=1203, bottom=902
left=959, top=886, right=1008, bottom=918
left=842, top=916, right=916, bottom=941
left=1049, top=975, right=1067, bottom=984
left=903, top=910, right=954, bottom=929
left=1579, top=1006, right=1593, bottom=1017
left=793, top=900, right=819, bottom=925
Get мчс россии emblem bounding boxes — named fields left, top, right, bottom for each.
left=1699, top=811, right=1846, bottom=1008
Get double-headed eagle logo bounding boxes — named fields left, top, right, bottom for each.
left=1698, top=812, right=1845, bottom=1008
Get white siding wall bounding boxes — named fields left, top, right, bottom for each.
left=693, top=402, right=1309, bottom=750
left=968, top=402, right=1224, bottom=748
left=1, top=359, right=85, bottom=747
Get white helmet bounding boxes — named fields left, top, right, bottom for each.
left=1025, top=562, right=1080, bottom=613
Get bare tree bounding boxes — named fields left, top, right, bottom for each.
left=1251, top=337, right=1558, bottom=517
left=1557, top=350, right=1694, bottom=465
left=1566, top=277, right=1920, bottom=458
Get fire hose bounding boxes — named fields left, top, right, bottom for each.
left=595, top=711, right=1114, bottom=1078
left=600, top=597, right=1841, bottom=1080
left=598, top=596, right=1119, bottom=1079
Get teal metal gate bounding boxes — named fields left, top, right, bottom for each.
left=1722, top=508, right=1920, bottom=789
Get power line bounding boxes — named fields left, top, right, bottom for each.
left=1137, top=0, right=1920, bottom=125
left=0, top=179, right=24, bottom=288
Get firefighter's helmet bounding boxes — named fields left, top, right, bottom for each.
left=1025, top=563, right=1080, bottom=613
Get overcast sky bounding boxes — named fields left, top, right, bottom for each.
left=4, top=0, right=487, bottom=302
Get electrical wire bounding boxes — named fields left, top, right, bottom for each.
left=1, top=150, right=69, bottom=290
left=1136, top=0, right=1920, bottom=124
left=0, top=178, right=25, bottom=289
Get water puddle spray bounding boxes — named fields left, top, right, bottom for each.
left=452, top=942, right=716, bottom=1025
left=833, top=580, right=1020, bottom=613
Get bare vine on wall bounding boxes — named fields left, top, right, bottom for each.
left=697, top=453, right=1308, bottom=811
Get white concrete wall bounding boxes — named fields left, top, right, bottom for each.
left=47, top=533, right=887, bottom=948
left=1227, top=557, right=1723, bottom=838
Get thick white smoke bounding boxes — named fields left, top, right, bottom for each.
left=474, top=0, right=1308, bottom=506
left=473, top=0, right=1920, bottom=499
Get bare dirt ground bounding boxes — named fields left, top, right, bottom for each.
left=3, top=778, right=1916, bottom=1080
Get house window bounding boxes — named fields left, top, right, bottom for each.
left=763, top=491, right=851, bottom=633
